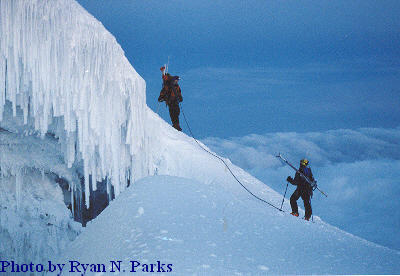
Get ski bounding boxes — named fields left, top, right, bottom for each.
left=276, top=153, right=328, bottom=197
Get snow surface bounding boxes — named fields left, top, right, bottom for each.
left=63, top=105, right=400, bottom=274
left=61, top=175, right=400, bottom=275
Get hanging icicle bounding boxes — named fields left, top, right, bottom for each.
left=0, top=0, right=148, bottom=206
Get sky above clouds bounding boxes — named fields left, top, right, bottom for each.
left=77, top=0, right=400, bottom=138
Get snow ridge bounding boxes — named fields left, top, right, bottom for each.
left=0, top=0, right=147, bottom=205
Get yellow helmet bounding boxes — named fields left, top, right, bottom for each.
left=300, top=159, right=309, bottom=166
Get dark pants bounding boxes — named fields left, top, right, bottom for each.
left=290, top=188, right=312, bottom=219
left=168, top=102, right=181, bottom=131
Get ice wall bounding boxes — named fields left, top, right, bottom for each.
left=0, top=0, right=147, bottom=206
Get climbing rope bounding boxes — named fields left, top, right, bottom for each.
left=179, top=103, right=284, bottom=212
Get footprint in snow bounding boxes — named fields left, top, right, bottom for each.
left=258, top=265, right=269, bottom=271
left=135, top=207, right=144, bottom=218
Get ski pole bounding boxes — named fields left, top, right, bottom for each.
left=167, top=56, right=170, bottom=73
left=314, top=186, right=328, bottom=197
left=280, top=182, right=289, bottom=211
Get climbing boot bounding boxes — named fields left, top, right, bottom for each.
left=172, top=124, right=182, bottom=131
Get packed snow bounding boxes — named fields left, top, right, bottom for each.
left=60, top=175, right=400, bottom=275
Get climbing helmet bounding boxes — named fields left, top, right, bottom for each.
left=300, top=159, right=309, bottom=166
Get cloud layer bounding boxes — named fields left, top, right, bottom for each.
left=203, top=127, right=400, bottom=250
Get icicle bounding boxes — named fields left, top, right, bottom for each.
left=106, top=177, right=112, bottom=203
left=91, top=159, right=97, bottom=191
left=0, top=0, right=147, bottom=206
left=71, top=185, right=74, bottom=217
left=15, top=168, right=22, bottom=212
left=0, top=57, right=5, bottom=121
left=84, top=158, right=90, bottom=209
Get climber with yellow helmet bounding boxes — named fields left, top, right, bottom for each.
left=286, top=158, right=315, bottom=221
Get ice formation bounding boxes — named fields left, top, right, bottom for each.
left=0, top=128, right=81, bottom=266
left=0, top=0, right=147, bottom=208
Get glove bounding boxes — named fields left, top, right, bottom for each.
left=286, top=176, right=293, bottom=183
left=160, top=66, right=165, bottom=71
left=312, top=180, right=317, bottom=190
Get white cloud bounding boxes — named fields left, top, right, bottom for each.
left=182, top=61, right=400, bottom=91
left=202, top=127, right=400, bottom=250
left=203, top=127, right=400, bottom=167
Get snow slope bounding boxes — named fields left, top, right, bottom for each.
left=61, top=174, right=400, bottom=275
left=62, top=110, right=400, bottom=275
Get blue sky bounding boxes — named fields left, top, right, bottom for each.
left=77, top=0, right=400, bottom=138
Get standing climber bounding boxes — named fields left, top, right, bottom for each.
left=286, top=158, right=315, bottom=221
left=158, top=67, right=183, bottom=131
